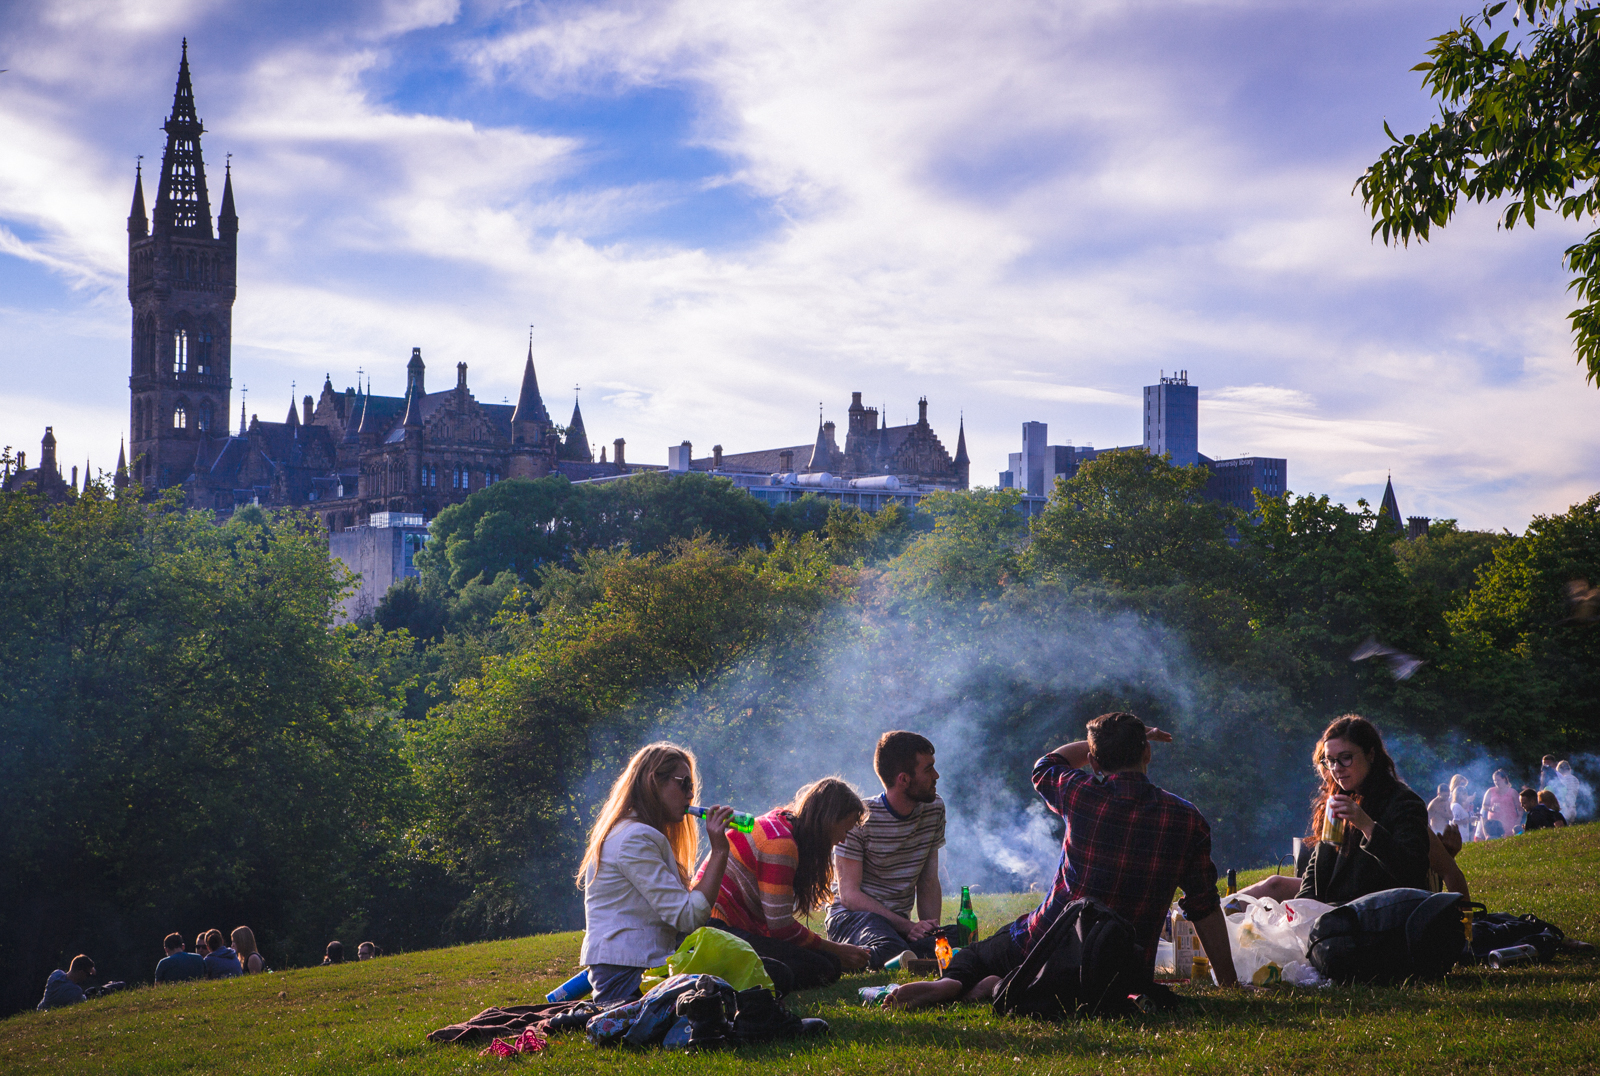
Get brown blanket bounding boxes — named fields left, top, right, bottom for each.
left=427, top=1000, right=606, bottom=1044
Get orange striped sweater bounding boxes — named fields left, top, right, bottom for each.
left=696, top=809, right=820, bottom=948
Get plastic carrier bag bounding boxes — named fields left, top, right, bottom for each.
left=1226, top=896, right=1334, bottom=984
left=640, top=927, right=774, bottom=993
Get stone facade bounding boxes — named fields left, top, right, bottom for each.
left=117, top=45, right=633, bottom=532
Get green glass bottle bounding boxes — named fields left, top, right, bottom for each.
left=685, top=805, right=756, bottom=834
left=957, top=885, right=978, bottom=946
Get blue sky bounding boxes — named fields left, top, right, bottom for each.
left=1, top=0, right=1596, bottom=529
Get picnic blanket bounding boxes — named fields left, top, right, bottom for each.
left=427, top=1000, right=608, bottom=1044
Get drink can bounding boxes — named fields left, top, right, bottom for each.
left=1324, top=801, right=1346, bottom=845
left=1486, top=945, right=1540, bottom=969
left=545, top=968, right=591, bottom=1003
left=1190, top=954, right=1212, bottom=985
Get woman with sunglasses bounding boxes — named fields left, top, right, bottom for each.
left=578, top=742, right=735, bottom=1004
left=1297, top=715, right=1431, bottom=904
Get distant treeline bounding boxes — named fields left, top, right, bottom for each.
left=1, top=453, right=1595, bottom=1016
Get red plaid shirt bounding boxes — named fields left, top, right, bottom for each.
left=1011, top=753, right=1220, bottom=965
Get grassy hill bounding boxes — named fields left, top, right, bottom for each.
left=4, top=824, right=1598, bottom=1074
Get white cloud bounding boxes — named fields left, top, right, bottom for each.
left=0, top=0, right=1596, bottom=531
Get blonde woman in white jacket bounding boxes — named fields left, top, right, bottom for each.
left=579, top=742, right=734, bottom=1004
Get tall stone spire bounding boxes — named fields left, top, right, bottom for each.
left=807, top=415, right=831, bottom=472
left=402, top=347, right=426, bottom=427
left=953, top=415, right=970, bottom=490
left=560, top=395, right=592, bottom=461
left=218, top=157, right=236, bottom=240
left=152, top=39, right=214, bottom=237
left=511, top=340, right=551, bottom=430
left=1378, top=476, right=1403, bottom=532
left=128, top=160, right=148, bottom=238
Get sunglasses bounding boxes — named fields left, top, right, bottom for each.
left=662, top=774, right=693, bottom=795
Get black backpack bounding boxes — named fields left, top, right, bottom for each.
left=991, top=898, right=1148, bottom=1020
left=1469, top=909, right=1565, bottom=961
left=1307, top=888, right=1465, bottom=983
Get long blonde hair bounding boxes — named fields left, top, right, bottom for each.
left=578, top=742, right=699, bottom=888
left=231, top=926, right=258, bottom=962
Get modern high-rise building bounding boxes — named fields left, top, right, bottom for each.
left=999, top=370, right=1287, bottom=514
left=1143, top=371, right=1199, bottom=467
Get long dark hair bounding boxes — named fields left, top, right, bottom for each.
left=1307, top=714, right=1400, bottom=840
left=782, top=777, right=865, bottom=916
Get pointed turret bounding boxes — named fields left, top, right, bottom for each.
left=128, top=161, right=148, bottom=238
left=285, top=397, right=300, bottom=427
left=402, top=347, right=426, bottom=427
left=511, top=342, right=552, bottom=437
left=115, top=440, right=130, bottom=489
left=152, top=40, right=214, bottom=238
left=953, top=416, right=970, bottom=491
left=807, top=416, right=831, bottom=471
left=560, top=396, right=592, bottom=462
left=84, top=457, right=93, bottom=491
left=1378, top=476, right=1403, bottom=532
left=218, top=159, right=237, bottom=241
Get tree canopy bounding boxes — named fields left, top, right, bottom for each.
left=1360, top=0, right=1600, bottom=383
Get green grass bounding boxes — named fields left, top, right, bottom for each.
left=5, top=824, right=1600, bottom=1074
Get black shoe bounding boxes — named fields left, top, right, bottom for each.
left=676, top=975, right=735, bottom=1051
left=733, top=987, right=807, bottom=1043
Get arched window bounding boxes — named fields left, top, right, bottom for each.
left=173, top=402, right=188, bottom=429
left=195, top=321, right=214, bottom=375
left=198, top=400, right=213, bottom=432
left=173, top=327, right=189, bottom=373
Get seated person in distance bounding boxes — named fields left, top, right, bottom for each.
left=698, top=777, right=872, bottom=991
left=889, top=712, right=1239, bottom=1010
left=322, top=941, right=345, bottom=965
left=827, top=731, right=952, bottom=968
left=37, top=955, right=95, bottom=1011
left=155, top=933, right=206, bottom=984
left=357, top=941, right=380, bottom=960
left=202, top=928, right=242, bottom=978
left=1297, top=716, right=1431, bottom=905
left=1521, top=789, right=1565, bottom=831
left=579, top=742, right=734, bottom=1004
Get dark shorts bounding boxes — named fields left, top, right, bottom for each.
left=943, top=930, right=1023, bottom=992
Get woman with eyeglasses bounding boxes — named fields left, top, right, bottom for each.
left=578, top=742, right=735, bottom=1004
left=1296, top=715, right=1431, bottom=905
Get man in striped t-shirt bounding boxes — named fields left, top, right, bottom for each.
left=826, top=731, right=950, bottom=969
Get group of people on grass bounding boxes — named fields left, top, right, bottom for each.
left=579, top=711, right=1456, bottom=1010
left=1427, top=759, right=1578, bottom=844
left=38, top=930, right=383, bottom=1010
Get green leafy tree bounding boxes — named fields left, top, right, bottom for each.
left=1442, top=493, right=1600, bottom=750
left=890, top=488, right=1028, bottom=604
left=1359, top=0, right=1600, bottom=382
left=771, top=493, right=833, bottom=537
left=1030, top=450, right=1236, bottom=590
left=0, top=489, right=422, bottom=1015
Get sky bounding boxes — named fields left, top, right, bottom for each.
left=1, top=0, right=1596, bottom=530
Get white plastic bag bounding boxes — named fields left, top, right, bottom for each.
left=1154, top=939, right=1176, bottom=978
left=1225, top=895, right=1333, bottom=984
left=1280, top=959, right=1330, bottom=987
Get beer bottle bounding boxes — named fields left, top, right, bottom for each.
left=957, top=886, right=978, bottom=945
left=685, top=805, right=756, bottom=834
left=1226, top=869, right=1238, bottom=895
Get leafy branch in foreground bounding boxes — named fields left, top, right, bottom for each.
left=1358, top=0, right=1600, bottom=383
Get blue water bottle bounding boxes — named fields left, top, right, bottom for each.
left=546, top=968, right=592, bottom=1003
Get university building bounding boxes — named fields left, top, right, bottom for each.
left=116, top=43, right=633, bottom=534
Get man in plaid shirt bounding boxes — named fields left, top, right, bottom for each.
left=1011, top=711, right=1239, bottom=985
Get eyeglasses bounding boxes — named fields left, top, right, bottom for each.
left=1319, top=752, right=1358, bottom=771
left=663, top=774, right=693, bottom=795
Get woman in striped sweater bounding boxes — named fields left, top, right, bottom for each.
left=697, top=777, right=872, bottom=991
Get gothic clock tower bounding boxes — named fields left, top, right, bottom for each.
left=127, top=40, right=236, bottom=490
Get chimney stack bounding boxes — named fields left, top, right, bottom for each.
left=712, top=444, right=722, bottom=470
left=457, top=362, right=468, bottom=391
left=917, top=397, right=928, bottom=425
left=614, top=438, right=626, bottom=467
left=779, top=449, right=793, bottom=472
left=302, top=395, right=314, bottom=426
